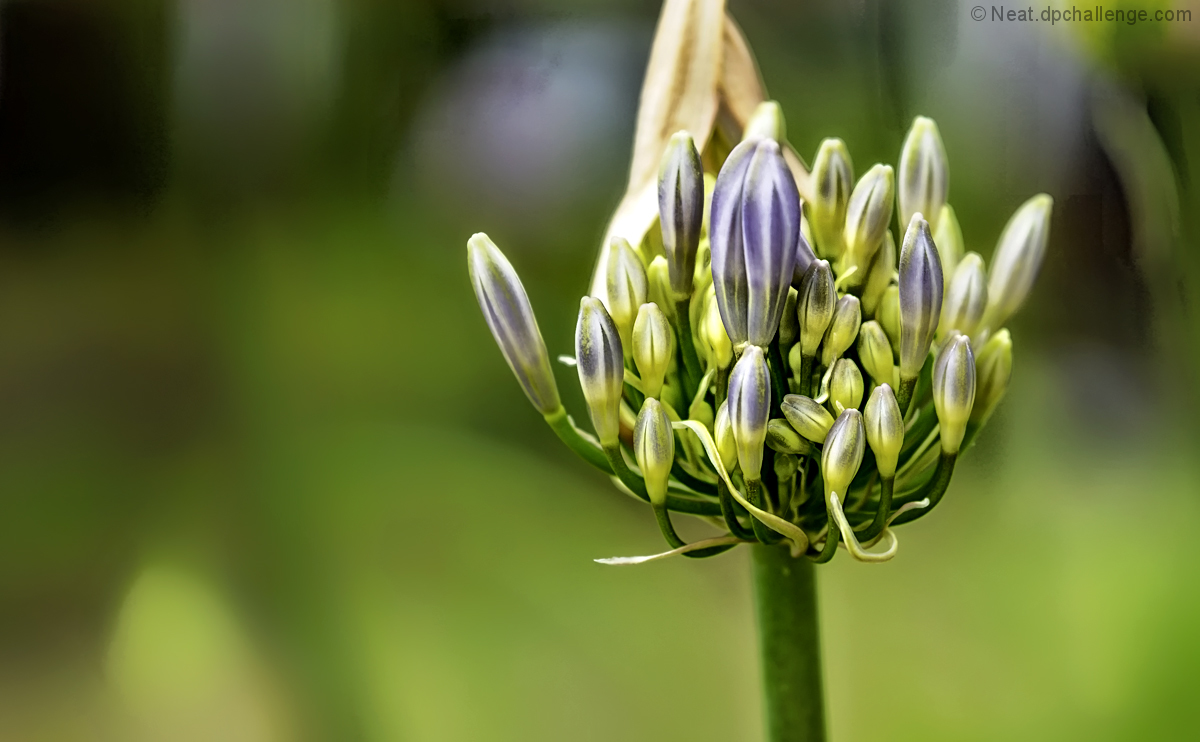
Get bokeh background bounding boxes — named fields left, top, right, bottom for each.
left=1, top=0, right=1199, bottom=739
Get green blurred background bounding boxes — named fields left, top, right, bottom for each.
left=1, top=0, right=1199, bottom=739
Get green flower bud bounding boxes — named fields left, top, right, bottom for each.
left=878, top=285, right=901, bottom=349
left=634, top=398, right=675, bottom=506
left=861, top=229, right=896, bottom=318
left=779, top=287, right=799, bottom=348
left=576, top=297, right=625, bottom=447
left=864, top=384, right=904, bottom=478
left=898, top=213, right=943, bottom=380
left=743, top=100, right=786, bottom=142
left=702, top=293, right=733, bottom=369
left=658, top=131, right=704, bottom=298
left=632, top=303, right=675, bottom=399
left=933, top=204, right=964, bottom=292
left=604, top=236, right=648, bottom=354
left=728, top=346, right=771, bottom=481
left=984, top=194, right=1053, bottom=331
left=689, top=399, right=714, bottom=430
left=821, top=409, right=865, bottom=500
left=829, top=358, right=864, bottom=414
left=797, top=260, right=836, bottom=356
left=766, top=418, right=806, bottom=454
left=781, top=394, right=835, bottom=444
left=843, top=164, right=895, bottom=274
left=774, top=452, right=800, bottom=482
left=857, top=321, right=895, bottom=386
left=467, top=233, right=561, bottom=415
left=810, top=138, right=854, bottom=259
left=941, top=252, right=987, bottom=339
left=897, top=116, right=949, bottom=234
left=972, top=328, right=1012, bottom=424
left=933, top=335, right=976, bottom=454
left=646, top=256, right=676, bottom=324
left=714, top=401, right=738, bottom=472
left=820, top=295, right=861, bottom=367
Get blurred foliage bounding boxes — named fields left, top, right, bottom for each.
left=0, top=0, right=1198, bottom=740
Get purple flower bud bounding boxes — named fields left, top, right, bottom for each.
left=727, top=345, right=771, bottom=481
left=576, top=297, right=625, bottom=447
left=791, top=215, right=818, bottom=288
left=898, top=214, right=944, bottom=380
left=710, top=138, right=801, bottom=347
left=658, top=131, right=705, bottom=298
left=468, top=233, right=561, bottom=415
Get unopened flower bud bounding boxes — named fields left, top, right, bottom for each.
left=647, top=256, right=676, bottom=323
left=864, top=384, right=904, bottom=478
left=779, top=287, right=799, bottom=348
left=632, top=303, right=675, bottom=398
left=658, top=131, right=705, bottom=298
left=972, top=328, right=1012, bottom=424
left=933, top=204, right=964, bottom=291
left=820, top=295, right=861, bottom=366
left=702, top=293, right=733, bottom=369
left=861, top=230, right=896, bottom=318
left=576, top=297, right=625, bottom=447
left=743, top=100, right=786, bottom=142
left=792, top=217, right=818, bottom=287
left=897, top=116, right=949, bottom=234
left=821, top=409, right=865, bottom=500
left=796, top=260, right=836, bottom=356
left=774, top=453, right=800, bottom=481
left=467, top=233, right=561, bottom=415
left=727, top=346, right=772, bottom=481
left=857, top=321, right=895, bottom=386
left=714, top=401, right=738, bottom=471
left=829, top=358, right=864, bottom=414
left=781, top=394, right=835, bottom=444
left=766, top=418, right=806, bottom=454
left=898, top=214, right=944, bottom=380
left=689, top=399, right=714, bottom=430
left=603, top=237, right=648, bottom=354
left=711, top=138, right=801, bottom=347
left=941, top=252, right=987, bottom=339
left=984, top=194, right=1053, bottom=331
left=878, top=285, right=901, bottom=349
left=810, top=138, right=854, bottom=259
left=933, top=335, right=976, bottom=454
left=634, top=398, right=675, bottom=505
left=843, top=164, right=895, bottom=273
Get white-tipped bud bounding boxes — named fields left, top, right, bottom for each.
left=766, top=418, right=808, bottom=455
left=810, top=138, right=854, bottom=259
left=821, top=409, right=865, bottom=500
left=646, top=256, right=676, bottom=324
left=632, top=303, right=675, bottom=399
left=576, top=297, right=625, bottom=447
left=779, top=287, right=799, bottom=348
left=864, top=384, right=904, bottom=479
left=780, top=394, right=835, bottom=444
left=898, top=213, right=944, bottom=380
left=941, top=252, right=988, bottom=339
left=634, top=398, right=675, bottom=505
left=933, top=335, right=976, bottom=454
left=861, top=230, right=896, bottom=318
left=933, top=204, right=964, bottom=292
left=972, top=329, right=1012, bottom=424
left=796, top=260, right=836, bottom=356
left=897, top=116, right=949, bottom=234
left=984, top=194, right=1053, bottom=331
left=857, top=321, right=895, bottom=386
left=727, top=346, right=772, bottom=481
left=820, top=295, right=862, bottom=366
left=878, top=285, right=901, bottom=350
left=743, top=100, right=787, bottom=142
left=829, top=358, right=864, bottom=414
left=843, top=164, right=895, bottom=273
left=714, top=401, right=738, bottom=472
left=702, top=293, right=733, bottom=370
left=603, top=237, right=648, bottom=354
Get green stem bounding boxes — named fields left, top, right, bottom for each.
left=747, top=479, right=783, bottom=545
left=544, top=407, right=611, bottom=473
left=675, top=296, right=704, bottom=397
left=719, top=480, right=757, bottom=541
left=768, top=337, right=788, bottom=418
left=890, top=451, right=957, bottom=526
left=752, top=544, right=827, bottom=742
left=799, top=354, right=815, bottom=398
left=897, top=375, right=918, bottom=418
left=858, top=476, right=894, bottom=542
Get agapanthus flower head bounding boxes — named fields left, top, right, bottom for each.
left=710, top=137, right=801, bottom=348
left=467, top=233, right=560, bottom=415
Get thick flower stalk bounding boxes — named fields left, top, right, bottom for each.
left=464, top=3, right=1052, bottom=739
